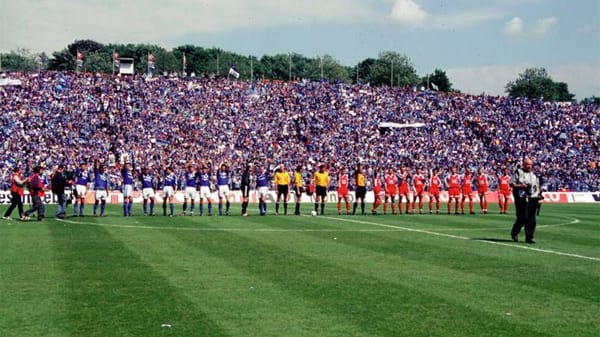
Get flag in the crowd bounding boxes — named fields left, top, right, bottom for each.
left=76, top=51, right=84, bottom=68
left=148, top=53, right=156, bottom=69
left=228, top=64, right=240, bottom=79
left=182, top=52, right=187, bottom=72
left=242, top=121, right=249, bottom=129
left=113, top=50, right=120, bottom=68
left=431, top=82, right=439, bottom=91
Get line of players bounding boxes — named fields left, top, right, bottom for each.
left=68, top=160, right=514, bottom=217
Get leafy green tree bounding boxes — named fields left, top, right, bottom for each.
left=505, top=68, right=574, bottom=101
left=422, top=69, right=453, bottom=92
left=361, top=51, right=419, bottom=87
left=84, top=52, right=112, bottom=73
left=0, top=48, right=36, bottom=71
left=48, top=49, right=75, bottom=71
left=580, top=96, right=600, bottom=104
left=354, top=58, right=376, bottom=84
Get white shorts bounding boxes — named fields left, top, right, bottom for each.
left=123, top=184, right=133, bottom=198
left=163, top=186, right=174, bottom=198
left=199, top=186, right=211, bottom=199
left=76, top=184, right=87, bottom=198
left=218, top=185, right=229, bottom=198
left=95, top=190, right=108, bottom=201
left=142, top=188, right=155, bottom=199
left=258, top=186, right=269, bottom=198
left=184, top=187, right=196, bottom=200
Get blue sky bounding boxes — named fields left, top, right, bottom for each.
left=1, top=0, right=598, bottom=98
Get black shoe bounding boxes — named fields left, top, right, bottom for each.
left=511, top=234, right=518, bottom=242
left=525, top=239, right=535, bottom=244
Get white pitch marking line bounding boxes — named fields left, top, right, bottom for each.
left=55, top=218, right=398, bottom=233
left=321, top=216, right=600, bottom=262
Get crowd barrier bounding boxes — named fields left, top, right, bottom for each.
left=1, top=190, right=598, bottom=205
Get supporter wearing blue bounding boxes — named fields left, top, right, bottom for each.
left=162, top=166, right=177, bottom=216
left=182, top=165, right=197, bottom=216
left=92, top=161, right=109, bottom=217
left=216, top=163, right=231, bottom=215
left=197, top=166, right=213, bottom=216
left=256, top=165, right=270, bottom=215
left=140, top=167, right=156, bottom=216
left=73, top=162, right=90, bottom=217
left=121, top=163, right=134, bottom=216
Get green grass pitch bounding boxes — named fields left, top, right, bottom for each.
left=1, top=202, right=598, bottom=337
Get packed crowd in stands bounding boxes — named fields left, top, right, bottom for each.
left=0, top=71, right=598, bottom=191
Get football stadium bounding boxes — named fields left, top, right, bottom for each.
left=1, top=1, right=598, bottom=336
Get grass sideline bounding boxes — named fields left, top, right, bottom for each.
left=1, top=203, right=598, bottom=337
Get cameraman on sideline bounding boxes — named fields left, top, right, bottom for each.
left=510, top=158, right=542, bottom=244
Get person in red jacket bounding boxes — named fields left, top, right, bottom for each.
left=23, top=166, right=46, bottom=221
left=2, top=167, right=27, bottom=220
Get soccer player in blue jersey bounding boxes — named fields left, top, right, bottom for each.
left=162, top=166, right=177, bottom=217
left=256, top=165, right=270, bottom=215
left=73, top=162, right=90, bottom=217
left=182, top=164, right=197, bottom=216
left=197, top=165, right=213, bottom=216
left=121, top=162, right=134, bottom=216
left=140, top=167, right=156, bottom=216
left=216, top=163, right=231, bottom=216
left=92, top=161, right=109, bottom=217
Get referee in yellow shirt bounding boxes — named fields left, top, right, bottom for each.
left=274, top=164, right=291, bottom=215
left=293, top=165, right=304, bottom=215
left=313, top=164, right=330, bottom=215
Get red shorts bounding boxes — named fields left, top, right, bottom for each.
left=429, top=188, right=440, bottom=196
left=478, top=186, right=488, bottom=193
left=414, top=188, right=424, bottom=196
left=338, top=188, right=349, bottom=198
left=498, top=189, right=510, bottom=197
left=399, top=186, right=409, bottom=195
left=448, top=187, right=460, bottom=197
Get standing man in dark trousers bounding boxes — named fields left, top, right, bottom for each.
left=2, top=167, right=27, bottom=221
left=23, top=166, right=46, bottom=221
left=51, top=164, right=69, bottom=219
left=240, top=164, right=252, bottom=216
left=510, top=158, right=542, bottom=244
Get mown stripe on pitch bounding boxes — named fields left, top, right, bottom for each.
left=110, top=228, right=374, bottom=337
left=168, top=226, right=549, bottom=337
left=0, top=223, right=67, bottom=337
left=236, top=222, right=599, bottom=336
left=273, top=218, right=599, bottom=303
left=46, top=221, right=231, bottom=337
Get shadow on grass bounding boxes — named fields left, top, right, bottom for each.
left=470, top=238, right=515, bottom=243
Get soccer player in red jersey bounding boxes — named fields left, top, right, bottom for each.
left=383, top=168, right=398, bottom=214
left=371, top=169, right=384, bottom=214
left=337, top=166, right=351, bottom=215
left=397, top=167, right=411, bottom=214
left=446, top=166, right=461, bottom=214
left=497, top=167, right=512, bottom=214
left=476, top=168, right=490, bottom=214
left=428, top=167, right=442, bottom=214
left=461, top=168, right=475, bottom=214
left=411, top=167, right=426, bottom=214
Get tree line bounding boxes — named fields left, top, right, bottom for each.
left=1, top=39, right=591, bottom=103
